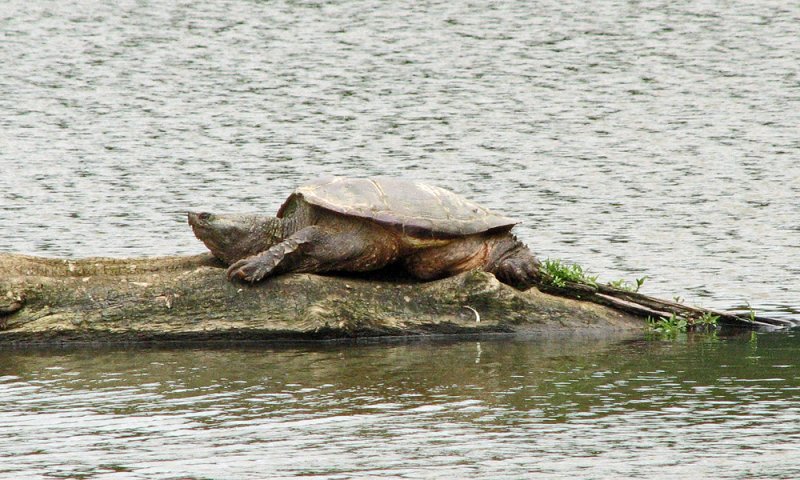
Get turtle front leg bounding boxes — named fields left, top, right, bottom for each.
left=226, top=223, right=398, bottom=283
left=226, top=227, right=321, bottom=282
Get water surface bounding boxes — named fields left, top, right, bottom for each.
left=1, top=0, right=797, bottom=317
left=2, top=334, right=800, bottom=479
left=1, top=1, right=799, bottom=478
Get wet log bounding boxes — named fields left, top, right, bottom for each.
left=1, top=253, right=786, bottom=345
left=0, top=253, right=646, bottom=345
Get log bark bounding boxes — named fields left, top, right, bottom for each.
left=0, top=253, right=648, bottom=345
left=1, top=253, right=786, bottom=345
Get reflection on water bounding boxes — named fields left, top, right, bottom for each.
left=2, top=333, right=800, bottom=479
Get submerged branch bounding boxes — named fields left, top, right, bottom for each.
left=539, top=279, right=790, bottom=329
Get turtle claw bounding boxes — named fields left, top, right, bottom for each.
left=226, top=244, right=293, bottom=283
left=226, top=259, right=253, bottom=282
left=227, top=257, right=273, bottom=283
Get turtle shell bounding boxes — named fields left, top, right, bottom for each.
left=277, top=177, right=518, bottom=238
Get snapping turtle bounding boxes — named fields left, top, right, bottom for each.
left=188, top=177, right=541, bottom=289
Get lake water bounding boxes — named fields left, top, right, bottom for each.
left=1, top=0, right=799, bottom=478
left=2, top=334, right=800, bottom=479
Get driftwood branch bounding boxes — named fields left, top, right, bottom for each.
left=539, top=280, right=790, bottom=329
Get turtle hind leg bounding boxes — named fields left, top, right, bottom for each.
left=486, top=235, right=542, bottom=290
left=491, top=253, right=541, bottom=290
left=404, top=235, right=496, bottom=280
left=403, top=233, right=541, bottom=290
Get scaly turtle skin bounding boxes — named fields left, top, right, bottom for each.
left=188, top=177, right=541, bottom=289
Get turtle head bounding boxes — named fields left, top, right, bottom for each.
left=188, top=212, right=283, bottom=265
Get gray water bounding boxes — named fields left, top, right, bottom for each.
left=2, top=335, right=800, bottom=479
left=1, top=0, right=799, bottom=478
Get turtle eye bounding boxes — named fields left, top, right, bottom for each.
left=199, top=212, right=211, bottom=221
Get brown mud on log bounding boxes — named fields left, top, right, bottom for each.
left=0, top=253, right=644, bottom=345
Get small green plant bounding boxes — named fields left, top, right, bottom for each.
left=607, top=276, right=648, bottom=293
left=743, top=302, right=757, bottom=323
left=647, top=314, right=688, bottom=336
left=540, top=259, right=598, bottom=288
left=646, top=312, right=719, bottom=337
left=606, top=279, right=627, bottom=290
left=695, top=312, right=720, bottom=328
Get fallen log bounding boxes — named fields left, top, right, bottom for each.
left=0, top=253, right=786, bottom=345
left=0, top=253, right=645, bottom=345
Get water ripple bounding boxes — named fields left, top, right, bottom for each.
left=1, top=0, right=798, bottom=318
left=0, top=336, right=799, bottom=478
left=1, top=1, right=800, bottom=477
